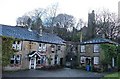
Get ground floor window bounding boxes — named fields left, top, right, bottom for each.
left=10, top=55, right=15, bottom=64
left=93, top=57, right=99, bottom=65
left=10, top=54, right=21, bottom=65
left=36, top=56, right=46, bottom=65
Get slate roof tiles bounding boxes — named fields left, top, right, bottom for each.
left=0, top=24, right=65, bottom=45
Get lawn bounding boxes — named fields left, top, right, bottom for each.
left=101, top=72, right=120, bottom=79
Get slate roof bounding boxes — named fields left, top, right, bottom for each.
left=0, top=24, right=65, bottom=45
left=80, top=38, right=118, bottom=45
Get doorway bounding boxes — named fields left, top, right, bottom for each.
left=60, top=58, right=63, bottom=66
left=29, top=56, right=36, bottom=69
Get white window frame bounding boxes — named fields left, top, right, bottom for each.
left=10, top=55, right=16, bottom=64
left=42, top=44, right=46, bottom=51
left=93, top=57, right=99, bottom=65
left=17, top=41, right=22, bottom=50
left=81, top=45, right=85, bottom=52
left=38, top=43, right=47, bottom=52
left=16, top=55, right=21, bottom=64
left=12, top=41, right=17, bottom=49
left=12, top=41, right=22, bottom=50
left=94, top=44, right=99, bottom=52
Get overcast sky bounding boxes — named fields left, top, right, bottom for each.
left=0, top=0, right=119, bottom=25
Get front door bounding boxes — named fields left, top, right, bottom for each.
left=60, top=58, right=63, bottom=66
left=31, top=57, right=35, bottom=69
left=29, top=56, right=36, bottom=69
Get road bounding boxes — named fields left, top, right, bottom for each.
left=2, top=68, right=107, bottom=79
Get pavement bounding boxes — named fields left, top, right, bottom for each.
left=2, top=68, right=107, bottom=79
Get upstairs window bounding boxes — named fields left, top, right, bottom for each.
left=57, top=46, right=61, bottom=50
left=94, top=44, right=99, bottom=52
left=12, top=42, right=17, bottom=49
left=38, top=43, right=46, bottom=52
left=51, top=45, right=55, bottom=53
left=12, top=41, right=22, bottom=50
left=17, top=41, right=22, bottom=50
left=81, top=45, right=85, bottom=53
left=42, top=44, right=46, bottom=51
left=39, top=44, right=41, bottom=47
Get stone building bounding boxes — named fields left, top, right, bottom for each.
left=0, top=24, right=66, bottom=70
left=78, top=38, right=118, bottom=70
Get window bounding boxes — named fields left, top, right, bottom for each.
left=38, top=43, right=46, bottom=52
left=12, top=41, right=17, bottom=49
left=37, top=58, right=41, bottom=64
left=51, top=45, right=55, bottom=53
left=94, top=44, right=99, bottom=52
left=52, top=51, right=54, bottom=53
left=58, top=46, right=61, bottom=50
left=94, top=57, right=99, bottom=65
left=15, top=55, right=21, bottom=64
left=81, top=45, right=85, bottom=52
left=12, top=41, right=22, bottom=50
left=10, top=55, right=21, bottom=65
left=37, top=56, right=46, bottom=64
left=17, top=41, right=22, bottom=50
left=51, top=47, right=54, bottom=51
left=80, top=56, right=86, bottom=63
left=42, top=44, right=46, bottom=51
left=10, top=55, right=15, bottom=64
left=38, top=43, right=42, bottom=51
left=39, top=44, right=41, bottom=47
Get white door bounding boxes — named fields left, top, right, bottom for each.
left=31, top=57, right=34, bottom=69
left=29, top=56, right=36, bottom=69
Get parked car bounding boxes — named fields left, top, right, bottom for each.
left=65, top=62, right=71, bottom=68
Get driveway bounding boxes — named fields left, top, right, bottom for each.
left=2, top=68, right=107, bottom=79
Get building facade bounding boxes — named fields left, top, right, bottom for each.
left=78, top=38, right=118, bottom=71
left=0, top=24, right=66, bottom=71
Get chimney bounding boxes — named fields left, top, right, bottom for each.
left=28, top=24, right=32, bottom=32
left=39, top=26, right=42, bottom=36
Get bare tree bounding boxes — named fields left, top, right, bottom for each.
left=95, top=9, right=120, bottom=40
left=16, top=15, right=30, bottom=28
left=16, top=8, right=46, bottom=32
left=76, top=19, right=84, bottom=30
left=43, top=3, right=59, bottom=33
